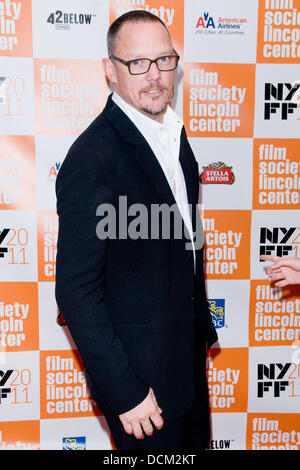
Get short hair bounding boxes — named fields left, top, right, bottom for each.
left=107, top=10, right=170, bottom=56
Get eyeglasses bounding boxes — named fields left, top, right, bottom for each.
left=109, top=53, right=180, bottom=75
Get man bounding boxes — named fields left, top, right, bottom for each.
left=55, top=10, right=217, bottom=451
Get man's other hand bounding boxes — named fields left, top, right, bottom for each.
left=260, top=255, right=300, bottom=287
left=119, top=388, right=164, bottom=439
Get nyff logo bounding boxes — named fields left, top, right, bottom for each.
left=259, top=226, right=298, bottom=258
left=0, top=77, right=6, bottom=103
left=257, top=363, right=291, bottom=397
left=208, top=299, right=225, bottom=329
left=0, top=369, right=13, bottom=403
left=0, top=229, right=10, bottom=259
left=264, top=82, right=300, bottom=120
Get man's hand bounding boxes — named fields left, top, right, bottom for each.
left=260, top=255, right=300, bottom=287
left=119, top=388, right=163, bottom=440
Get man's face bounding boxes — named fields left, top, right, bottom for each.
left=105, top=21, right=175, bottom=123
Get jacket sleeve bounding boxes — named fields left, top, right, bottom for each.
left=192, top=157, right=218, bottom=349
left=55, top=149, right=149, bottom=415
left=194, top=245, right=218, bottom=348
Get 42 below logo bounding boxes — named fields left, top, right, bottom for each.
left=46, top=10, right=96, bottom=30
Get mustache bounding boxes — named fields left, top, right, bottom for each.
left=140, top=83, right=168, bottom=93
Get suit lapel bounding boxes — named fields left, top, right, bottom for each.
left=178, top=131, right=195, bottom=208
left=103, top=95, right=175, bottom=205
left=103, top=95, right=196, bottom=226
left=134, top=138, right=176, bottom=207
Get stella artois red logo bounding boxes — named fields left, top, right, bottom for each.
left=56, top=308, right=67, bottom=326
left=200, top=161, right=235, bottom=185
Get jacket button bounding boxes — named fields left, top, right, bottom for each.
left=187, top=292, right=195, bottom=301
left=185, top=253, right=192, bottom=261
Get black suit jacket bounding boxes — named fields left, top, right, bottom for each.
left=55, top=94, right=217, bottom=420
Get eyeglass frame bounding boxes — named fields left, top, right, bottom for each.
left=109, top=52, right=180, bottom=75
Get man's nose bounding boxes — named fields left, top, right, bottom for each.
left=146, top=61, right=162, bottom=81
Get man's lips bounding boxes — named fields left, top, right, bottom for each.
left=142, top=88, right=165, bottom=98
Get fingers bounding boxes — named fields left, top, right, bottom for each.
left=122, top=415, right=162, bottom=440
left=149, top=388, right=164, bottom=429
left=267, top=271, right=285, bottom=283
left=266, top=260, right=288, bottom=273
left=270, top=259, right=300, bottom=272
left=132, top=420, right=145, bottom=440
left=260, top=254, right=281, bottom=262
left=140, top=417, right=154, bottom=437
left=150, top=410, right=164, bottom=431
left=260, top=255, right=282, bottom=274
left=150, top=387, right=163, bottom=414
left=122, top=421, right=133, bottom=435
left=119, top=388, right=164, bottom=440
left=270, top=278, right=289, bottom=288
left=123, top=414, right=162, bottom=440
left=261, top=255, right=300, bottom=274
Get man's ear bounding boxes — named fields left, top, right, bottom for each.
left=102, top=58, right=118, bottom=85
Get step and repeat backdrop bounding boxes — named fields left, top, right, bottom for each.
left=0, top=0, right=300, bottom=451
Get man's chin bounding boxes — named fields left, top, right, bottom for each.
left=141, top=103, right=168, bottom=118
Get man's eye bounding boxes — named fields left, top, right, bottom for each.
left=160, top=56, right=171, bottom=63
left=131, top=60, right=141, bottom=66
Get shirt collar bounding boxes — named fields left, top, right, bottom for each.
left=112, top=91, right=183, bottom=142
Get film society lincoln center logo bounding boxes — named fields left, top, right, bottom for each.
left=206, top=347, right=248, bottom=412
left=202, top=211, right=251, bottom=279
left=109, top=0, right=184, bottom=56
left=0, top=421, right=39, bottom=450
left=257, top=0, right=300, bottom=63
left=247, top=414, right=300, bottom=450
left=252, top=139, right=300, bottom=209
left=0, top=0, right=32, bottom=56
left=40, top=350, right=101, bottom=419
left=34, top=59, right=109, bottom=136
left=183, top=63, right=255, bottom=138
left=249, top=280, right=300, bottom=347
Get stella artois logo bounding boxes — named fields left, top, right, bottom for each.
left=200, top=161, right=235, bottom=185
left=56, top=308, right=67, bottom=326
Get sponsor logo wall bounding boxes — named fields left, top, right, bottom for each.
left=0, top=0, right=299, bottom=451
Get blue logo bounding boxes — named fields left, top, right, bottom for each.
left=208, top=299, right=225, bottom=329
left=62, top=436, right=86, bottom=450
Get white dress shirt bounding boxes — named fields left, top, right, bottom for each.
left=112, top=92, right=196, bottom=271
